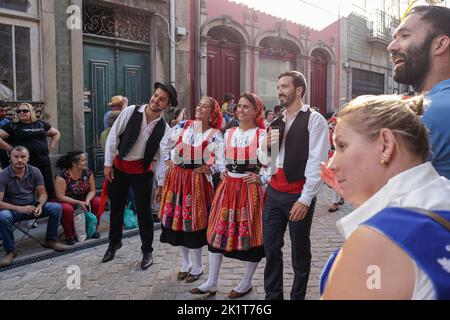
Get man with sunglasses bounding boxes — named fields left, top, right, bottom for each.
left=101, top=82, right=177, bottom=270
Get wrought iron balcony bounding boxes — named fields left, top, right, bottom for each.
left=367, top=9, right=400, bottom=48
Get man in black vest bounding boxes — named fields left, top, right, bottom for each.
left=261, top=71, right=329, bottom=300
left=102, top=82, right=175, bottom=270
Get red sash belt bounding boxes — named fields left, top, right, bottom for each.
left=98, top=157, right=153, bottom=215
left=270, top=168, right=305, bottom=195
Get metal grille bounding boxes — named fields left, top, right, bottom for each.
left=368, top=9, right=400, bottom=44
left=83, top=1, right=152, bottom=43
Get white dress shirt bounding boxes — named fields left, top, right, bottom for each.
left=258, top=104, right=330, bottom=206
left=104, top=104, right=169, bottom=185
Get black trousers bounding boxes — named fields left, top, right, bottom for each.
left=108, top=166, right=154, bottom=253
left=263, top=185, right=316, bottom=300
left=29, top=161, right=55, bottom=200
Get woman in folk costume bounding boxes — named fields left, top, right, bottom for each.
left=157, top=97, right=224, bottom=283
left=190, top=93, right=269, bottom=299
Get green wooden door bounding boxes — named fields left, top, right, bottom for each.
left=83, top=44, right=151, bottom=175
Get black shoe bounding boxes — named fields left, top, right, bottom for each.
left=101, top=242, right=122, bottom=263
left=141, top=252, right=153, bottom=270
left=92, top=232, right=101, bottom=239
left=65, top=238, right=76, bottom=246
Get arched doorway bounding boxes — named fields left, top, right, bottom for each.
left=310, top=50, right=329, bottom=114
left=206, top=27, right=241, bottom=105
left=259, top=37, right=298, bottom=109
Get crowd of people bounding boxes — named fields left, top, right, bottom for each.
left=0, top=4, right=448, bottom=300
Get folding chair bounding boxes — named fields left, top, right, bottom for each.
left=12, top=217, right=43, bottom=246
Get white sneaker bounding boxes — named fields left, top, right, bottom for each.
left=27, top=221, right=38, bottom=229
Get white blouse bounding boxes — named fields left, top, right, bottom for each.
left=224, top=127, right=270, bottom=184
left=337, top=162, right=450, bottom=299
left=159, top=121, right=225, bottom=185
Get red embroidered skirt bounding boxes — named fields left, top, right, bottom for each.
left=207, top=175, right=264, bottom=262
left=159, top=166, right=213, bottom=248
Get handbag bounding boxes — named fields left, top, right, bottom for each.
left=73, top=206, right=87, bottom=242
left=123, top=202, right=138, bottom=229
left=85, top=211, right=98, bottom=238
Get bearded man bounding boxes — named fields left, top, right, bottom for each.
left=388, top=5, right=450, bottom=178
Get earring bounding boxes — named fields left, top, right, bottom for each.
left=381, top=159, right=386, bottom=165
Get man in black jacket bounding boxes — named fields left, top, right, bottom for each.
left=261, top=71, right=329, bottom=300
left=102, top=82, right=176, bottom=270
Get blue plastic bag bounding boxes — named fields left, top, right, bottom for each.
left=123, top=202, right=138, bottom=229
left=85, top=211, right=98, bottom=238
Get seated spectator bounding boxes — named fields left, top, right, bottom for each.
left=55, top=151, right=102, bottom=245
left=320, top=95, right=450, bottom=299
left=0, top=146, right=65, bottom=267
left=0, top=103, right=61, bottom=199
left=100, top=111, right=121, bottom=152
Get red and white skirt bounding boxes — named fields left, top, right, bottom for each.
left=159, top=166, right=213, bottom=248
left=207, top=175, right=264, bottom=262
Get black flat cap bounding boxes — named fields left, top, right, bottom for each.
left=154, top=82, right=178, bottom=107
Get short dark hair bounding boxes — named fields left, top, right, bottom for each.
left=223, top=93, right=235, bottom=103
left=278, top=71, right=307, bottom=98
left=274, top=105, right=282, bottom=114
left=11, top=146, right=29, bottom=155
left=408, top=5, right=450, bottom=38
left=265, top=110, right=273, bottom=118
left=0, top=101, right=7, bottom=109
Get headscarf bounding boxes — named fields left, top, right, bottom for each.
left=249, top=93, right=265, bottom=129
left=208, top=97, right=223, bottom=130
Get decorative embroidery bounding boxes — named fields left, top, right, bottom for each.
left=438, top=257, right=450, bottom=273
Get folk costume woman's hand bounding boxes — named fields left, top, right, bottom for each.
left=243, top=172, right=261, bottom=184
left=193, top=165, right=212, bottom=176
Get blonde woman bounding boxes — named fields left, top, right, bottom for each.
left=320, top=95, right=450, bottom=300
left=0, top=103, right=60, bottom=199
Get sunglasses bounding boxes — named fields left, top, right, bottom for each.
left=17, top=109, right=30, bottom=114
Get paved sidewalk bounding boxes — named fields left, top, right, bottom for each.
left=0, top=187, right=350, bottom=300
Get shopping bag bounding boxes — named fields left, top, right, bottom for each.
left=123, top=202, right=138, bottom=229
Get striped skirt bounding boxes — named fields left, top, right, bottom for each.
left=159, top=166, right=213, bottom=248
left=207, top=175, right=264, bottom=262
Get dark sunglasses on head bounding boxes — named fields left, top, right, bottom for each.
left=17, top=109, right=30, bottom=114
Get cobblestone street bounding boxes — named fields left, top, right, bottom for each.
left=0, top=187, right=350, bottom=300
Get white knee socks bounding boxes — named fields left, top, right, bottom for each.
left=180, top=246, right=192, bottom=273
left=198, top=252, right=223, bottom=292
left=234, top=261, right=258, bottom=293
left=190, top=247, right=203, bottom=276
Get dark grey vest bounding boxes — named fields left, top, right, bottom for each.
left=118, top=106, right=167, bottom=170
left=269, top=109, right=311, bottom=183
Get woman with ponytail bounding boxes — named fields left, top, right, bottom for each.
left=320, top=95, right=450, bottom=299
left=190, top=93, right=269, bottom=298
left=55, top=151, right=102, bottom=245
left=156, top=97, right=224, bottom=283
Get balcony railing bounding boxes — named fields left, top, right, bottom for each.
left=367, top=9, right=400, bottom=47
